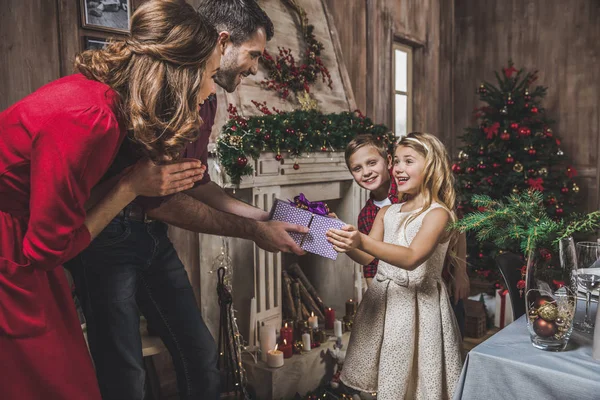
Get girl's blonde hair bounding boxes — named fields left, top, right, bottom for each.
left=396, top=132, right=457, bottom=244
left=74, top=0, right=218, bottom=162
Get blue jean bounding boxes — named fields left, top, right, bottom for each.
left=65, top=215, right=219, bottom=400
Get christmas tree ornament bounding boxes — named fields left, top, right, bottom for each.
left=538, top=302, right=559, bottom=322
left=506, top=95, right=514, bottom=106
left=539, top=167, right=548, bottom=176
left=557, top=148, right=564, bottom=156
left=572, top=183, right=580, bottom=193
left=510, top=122, right=519, bottom=130
left=493, top=163, right=501, bottom=169
left=524, top=103, right=530, bottom=109
left=548, top=197, right=556, bottom=205
left=512, top=186, right=519, bottom=194
left=531, top=106, right=539, bottom=114
left=513, top=162, right=524, bottom=173
left=276, top=153, right=282, bottom=161
left=477, top=83, right=487, bottom=94
left=500, top=130, right=510, bottom=140
left=467, top=166, right=476, bottom=174
left=500, top=106, right=508, bottom=115
left=264, top=133, right=271, bottom=141
left=555, top=206, right=564, bottom=216
left=528, top=308, right=538, bottom=320
left=293, top=163, right=300, bottom=170
left=478, top=161, right=487, bottom=170
left=527, top=169, right=536, bottom=176
left=236, top=156, right=248, bottom=167
left=545, top=128, right=553, bottom=137
left=533, top=317, right=557, bottom=338
left=561, top=186, right=569, bottom=194
left=479, top=146, right=485, bottom=155
left=555, top=317, right=565, bottom=327
left=533, top=295, right=555, bottom=309
left=320, top=145, right=327, bottom=152
left=465, top=181, right=473, bottom=190
left=528, top=147, right=537, bottom=155
left=452, top=163, right=462, bottom=173
left=524, top=89, right=531, bottom=101
left=506, top=154, right=514, bottom=163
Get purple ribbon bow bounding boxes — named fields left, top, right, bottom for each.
left=289, top=193, right=330, bottom=216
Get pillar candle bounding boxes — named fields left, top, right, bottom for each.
left=325, top=307, right=335, bottom=330
left=260, top=325, right=276, bottom=362
left=267, top=346, right=284, bottom=368
left=280, top=339, right=293, bottom=359
left=308, top=312, right=318, bottom=329
left=333, top=319, right=343, bottom=338
left=302, top=332, right=311, bottom=352
left=345, top=298, right=357, bottom=317
left=280, top=322, right=294, bottom=346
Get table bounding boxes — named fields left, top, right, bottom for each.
left=454, top=303, right=600, bottom=399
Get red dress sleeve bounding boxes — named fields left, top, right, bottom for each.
left=22, top=106, right=124, bottom=270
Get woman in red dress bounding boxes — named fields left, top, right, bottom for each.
left=0, top=1, right=220, bottom=398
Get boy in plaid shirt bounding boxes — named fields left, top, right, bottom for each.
left=345, top=135, right=399, bottom=287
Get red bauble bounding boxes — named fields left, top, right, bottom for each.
left=479, top=149, right=485, bottom=156
left=478, top=252, right=484, bottom=259
left=524, top=103, right=530, bottom=108
left=264, top=133, right=271, bottom=141
left=528, top=148, right=537, bottom=155
left=478, top=163, right=487, bottom=170
left=236, top=156, right=248, bottom=167
left=548, top=197, right=556, bottom=205
left=507, top=99, right=515, bottom=106
left=275, top=154, right=282, bottom=161
left=452, top=164, right=462, bottom=173
left=286, top=128, right=295, bottom=135
left=518, top=127, right=529, bottom=136
left=493, top=163, right=501, bottom=169
left=510, top=122, right=519, bottom=130
left=561, top=186, right=569, bottom=194
left=531, top=107, right=539, bottom=114
left=500, top=131, right=511, bottom=140
left=506, top=156, right=514, bottom=163
left=293, top=163, right=300, bottom=170
left=321, top=146, right=328, bottom=152
left=255, top=128, right=262, bottom=133
left=528, top=169, right=536, bottom=175
left=534, top=295, right=555, bottom=309
left=467, top=167, right=476, bottom=174
left=465, top=182, right=473, bottom=190
left=556, top=207, right=564, bottom=215
left=533, top=317, right=557, bottom=338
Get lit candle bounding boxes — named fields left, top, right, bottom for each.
left=325, top=307, right=335, bottom=330
left=280, top=322, right=294, bottom=346
left=267, top=344, right=284, bottom=368
left=333, top=319, right=343, bottom=338
left=260, top=325, right=276, bottom=362
left=280, top=339, right=293, bottom=359
left=302, top=332, right=311, bottom=352
left=308, top=311, right=318, bottom=329
left=345, top=298, right=357, bottom=317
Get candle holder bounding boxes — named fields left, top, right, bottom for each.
left=343, top=315, right=353, bottom=332
left=313, top=327, right=327, bottom=344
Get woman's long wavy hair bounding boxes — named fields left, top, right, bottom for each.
left=75, top=0, right=218, bottom=162
left=396, top=132, right=458, bottom=246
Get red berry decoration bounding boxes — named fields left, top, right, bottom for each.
left=506, top=97, right=514, bottom=106
left=528, top=147, right=537, bottom=155
left=561, top=186, right=569, bottom=194
left=264, top=133, right=271, bottom=141
left=518, top=127, right=529, bottom=136
left=506, top=155, right=515, bottom=163
left=236, top=156, right=248, bottom=167
left=500, top=131, right=510, bottom=140
left=510, top=122, right=519, bottom=130
left=293, top=163, right=300, bottom=170
left=477, top=84, right=486, bottom=94
left=545, top=128, right=553, bottom=138
left=556, top=207, right=564, bottom=216
left=524, top=103, right=530, bottom=108
left=275, top=154, right=282, bottom=161
left=467, top=167, right=476, bottom=174
left=493, top=163, right=501, bottom=169
left=531, top=106, right=538, bottom=114
left=321, top=146, right=328, bottom=152
left=452, top=164, right=462, bottom=173
left=478, top=162, right=487, bottom=170
left=478, top=252, right=484, bottom=259
left=524, top=90, right=531, bottom=101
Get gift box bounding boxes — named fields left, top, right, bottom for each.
left=494, top=288, right=514, bottom=329
left=269, top=196, right=345, bottom=260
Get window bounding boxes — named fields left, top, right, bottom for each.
left=393, top=43, right=413, bottom=137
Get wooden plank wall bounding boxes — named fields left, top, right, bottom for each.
left=454, top=0, right=600, bottom=212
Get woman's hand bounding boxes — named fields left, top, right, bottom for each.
left=122, top=158, right=206, bottom=197
left=326, top=225, right=362, bottom=253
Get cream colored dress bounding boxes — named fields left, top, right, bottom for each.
left=340, top=202, right=463, bottom=399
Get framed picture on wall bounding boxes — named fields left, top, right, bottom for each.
left=81, top=0, right=131, bottom=34
left=84, top=36, right=111, bottom=50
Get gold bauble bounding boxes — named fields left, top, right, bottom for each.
left=555, top=317, right=565, bottom=327
left=538, top=302, right=559, bottom=322
left=512, top=186, right=520, bottom=194
left=513, top=162, right=524, bottom=173
left=538, top=167, right=548, bottom=176
left=528, top=308, right=538, bottom=320
left=572, top=184, right=580, bottom=193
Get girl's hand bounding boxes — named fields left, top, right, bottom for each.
left=326, top=225, right=362, bottom=253
left=122, top=158, right=206, bottom=197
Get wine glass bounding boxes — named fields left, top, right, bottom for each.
left=574, top=241, right=600, bottom=333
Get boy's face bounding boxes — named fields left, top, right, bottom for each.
left=348, top=146, right=391, bottom=191
left=392, top=145, right=426, bottom=195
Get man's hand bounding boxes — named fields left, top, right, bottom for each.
left=253, top=220, right=309, bottom=255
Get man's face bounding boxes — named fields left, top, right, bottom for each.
left=214, top=27, right=267, bottom=93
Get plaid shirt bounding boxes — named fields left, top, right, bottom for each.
left=357, top=173, right=399, bottom=278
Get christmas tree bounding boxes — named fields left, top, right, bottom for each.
left=453, top=61, right=580, bottom=283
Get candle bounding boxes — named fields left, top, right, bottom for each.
left=267, top=345, right=284, bottom=368
left=333, top=319, right=343, bottom=338
left=308, top=311, right=318, bottom=329
left=302, top=332, right=311, bottom=352
left=260, top=325, right=276, bottom=362
left=325, top=307, right=335, bottom=330
left=345, top=298, right=357, bottom=317
left=280, top=322, right=294, bottom=346
left=280, top=339, right=293, bottom=359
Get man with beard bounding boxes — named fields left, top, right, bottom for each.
left=65, top=1, right=306, bottom=399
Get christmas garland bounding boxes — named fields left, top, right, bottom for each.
left=260, top=0, right=333, bottom=101
left=217, top=104, right=393, bottom=184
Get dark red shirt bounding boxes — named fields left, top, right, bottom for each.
left=101, top=95, right=218, bottom=210
left=357, top=172, right=399, bottom=278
